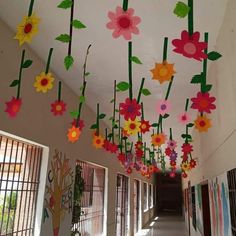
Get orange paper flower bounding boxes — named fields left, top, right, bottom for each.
left=151, top=133, right=166, bottom=147
left=194, top=115, right=212, bottom=132
left=67, top=126, right=81, bottom=143
left=92, top=134, right=104, bottom=149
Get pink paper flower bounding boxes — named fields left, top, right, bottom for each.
left=157, top=100, right=171, bottom=116
left=5, top=97, right=22, bottom=118
left=106, top=6, right=141, bottom=40
left=172, top=30, right=207, bottom=61
left=167, top=139, right=177, bottom=150
left=178, top=112, right=191, bottom=125
left=50, top=100, right=66, bottom=116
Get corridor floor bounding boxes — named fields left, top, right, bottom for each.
left=136, top=214, right=188, bottom=236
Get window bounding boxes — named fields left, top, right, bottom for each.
left=149, top=184, right=154, bottom=208
left=0, top=134, right=43, bottom=236
left=143, top=182, right=148, bottom=212
left=191, top=186, right=196, bottom=230
left=72, top=161, right=106, bottom=236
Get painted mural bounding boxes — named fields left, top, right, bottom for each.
left=195, top=184, right=204, bottom=235
left=209, top=173, right=232, bottom=236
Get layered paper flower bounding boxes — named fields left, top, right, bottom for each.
left=181, top=162, right=190, bottom=172
left=172, top=30, right=207, bottom=61
left=5, top=97, right=22, bottom=118
left=106, top=6, right=141, bottom=40
left=135, top=141, right=143, bottom=150
left=181, top=143, right=193, bottom=154
left=178, top=112, right=191, bottom=125
left=140, top=120, right=151, bottom=134
left=15, top=14, right=40, bottom=46
left=123, top=118, right=141, bottom=136
left=194, top=115, right=212, bottom=132
left=92, top=134, right=104, bottom=149
left=51, top=100, right=66, bottom=116
left=135, top=149, right=144, bottom=159
left=167, top=140, right=177, bottom=150
left=191, top=92, right=216, bottom=113
left=151, top=133, right=166, bottom=147
left=157, top=100, right=171, bottom=116
left=34, top=72, right=54, bottom=93
left=117, top=152, right=126, bottom=163
left=190, top=159, right=197, bottom=169
left=67, top=126, right=81, bottom=143
left=150, top=61, right=175, bottom=84
left=120, top=98, right=141, bottom=121
left=71, top=119, right=85, bottom=131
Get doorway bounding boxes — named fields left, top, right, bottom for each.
left=134, top=179, right=140, bottom=234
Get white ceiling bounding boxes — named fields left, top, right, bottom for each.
left=0, top=0, right=228, bottom=165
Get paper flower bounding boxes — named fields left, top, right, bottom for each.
left=135, top=149, right=144, bottom=159
left=181, top=143, right=193, bottom=154
left=165, top=148, right=172, bottom=156
left=157, top=100, right=171, bottom=116
left=167, top=140, right=177, bottom=150
left=117, top=152, right=126, bottom=163
left=170, top=160, right=176, bottom=167
left=191, top=92, right=216, bottom=113
left=190, top=159, right=197, bottom=169
left=151, top=133, right=166, bottom=147
left=172, top=30, right=207, bottom=61
left=67, top=126, right=81, bottom=143
left=106, top=6, right=141, bottom=40
left=150, top=61, right=175, bottom=84
left=169, top=172, right=176, bottom=178
left=140, top=120, right=151, bottom=134
left=141, top=164, right=148, bottom=173
left=181, top=162, right=190, bottom=172
left=5, top=97, right=22, bottom=118
left=51, top=100, right=66, bottom=116
left=15, top=14, right=40, bottom=46
left=92, top=134, right=104, bottom=149
left=182, top=172, right=188, bottom=178
left=135, top=141, right=143, bottom=150
left=194, top=114, right=212, bottom=132
left=123, top=118, right=141, bottom=136
left=120, top=98, right=141, bottom=121
left=34, top=72, right=54, bottom=93
left=71, top=119, right=85, bottom=131
left=178, top=112, right=191, bottom=125
left=109, top=143, right=118, bottom=154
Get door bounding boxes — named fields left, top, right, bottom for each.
left=134, top=180, right=140, bottom=234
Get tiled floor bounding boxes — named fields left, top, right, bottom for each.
left=136, top=213, right=188, bottom=236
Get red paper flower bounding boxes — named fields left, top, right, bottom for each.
left=106, top=6, right=141, bottom=40
left=118, top=153, right=126, bottom=163
left=190, top=159, right=197, bottom=169
left=165, top=148, right=172, bottom=157
left=140, top=120, right=151, bottom=134
left=5, top=97, right=22, bottom=118
left=120, top=98, right=141, bottom=121
left=109, top=143, right=118, bottom=154
left=172, top=30, right=207, bottom=61
left=182, top=143, right=193, bottom=154
left=182, top=172, right=188, bottom=178
left=191, top=92, right=216, bottom=113
left=126, top=167, right=132, bottom=174
left=103, top=140, right=111, bottom=151
left=170, top=172, right=176, bottom=178
left=135, top=149, right=144, bottom=159
left=50, top=100, right=66, bottom=116
left=71, top=119, right=85, bottom=131
left=135, top=141, right=143, bottom=150
left=182, top=155, right=188, bottom=162
left=170, top=160, right=176, bottom=166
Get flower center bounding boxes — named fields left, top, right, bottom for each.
left=24, top=23, right=33, bottom=34
left=71, top=131, right=77, bottom=138
left=41, top=78, right=49, bottom=86
left=199, top=120, right=206, bottom=127
left=56, top=105, right=62, bottom=111
left=129, top=123, right=136, bottom=130
left=159, top=67, right=168, bottom=77
left=155, top=137, right=161, bottom=143
left=118, top=16, right=131, bottom=29
left=141, top=124, right=146, bottom=129
left=184, top=42, right=197, bottom=55
left=182, top=115, right=187, bottom=121
left=161, top=104, right=167, bottom=110
left=96, top=139, right=101, bottom=144
left=199, top=99, right=209, bottom=109
left=12, top=104, right=19, bottom=112
left=127, top=105, right=135, bottom=113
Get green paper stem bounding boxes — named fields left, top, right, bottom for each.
left=76, top=81, right=87, bottom=126
left=130, top=142, right=133, bottom=153
left=68, top=0, right=75, bottom=56
left=185, top=126, right=189, bottom=143
left=170, top=128, right=172, bottom=140
left=45, top=48, right=54, bottom=74
left=185, top=98, right=189, bottom=112
left=201, top=32, right=209, bottom=92
left=28, top=0, right=35, bottom=17
left=96, top=103, right=100, bottom=135
left=144, top=142, right=146, bottom=164
left=83, top=45, right=91, bottom=82
left=105, top=128, right=108, bottom=140
left=118, top=104, right=121, bottom=151
left=112, top=80, right=117, bottom=144
left=163, top=37, right=168, bottom=62
left=160, top=116, right=163, bottom=133
left=125, top=138, right=128, bottom=157
left=123, top=0, right=129, bottom=11
left=165, top=76, right=174, bottom=100
left=128, top=41, right=133, bottom=100
left=137, top=78, right=145, bottom=104
left=58, top=81, right=62, bottom=101
left=141, top=102, right=144, bottom=120
left=188, top=0, right=194, bottom=35
left=17, top=50, right=26, bottom=99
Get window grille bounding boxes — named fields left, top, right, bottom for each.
left=191, top=186, right=196, bottom=230
left=0, top=135, right=43, bottom=236
left=149, top=184, right=154, bottom=208
left=143, top=183, right=148, bottom=211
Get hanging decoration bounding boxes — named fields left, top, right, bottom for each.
left=5, top=50, right=33, bottom=118
left=56, top=0, right=86, bottom=70
left=14, top=0, right=40, bottom=46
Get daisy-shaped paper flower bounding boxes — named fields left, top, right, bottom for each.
left=181, top=162, right=190, bottom=172
left=15, top=14, right=40, bottom=46
left=34, top=72, right=54, bottom=93
left=92, top=134, right=104, bottom=149
left=141, top=164, right=148, bottom=173
left=151, top=133, right=166, bottom=147
left=170, top=151, right=178, bottom=160
left=120, top=98, right=141, bottom=121
left=178, top=112, right=191, bottom=125
left=109, top=143, right=118, bottom=154
left=181, top=143, right=193, bottom=154
left=117, top=152, right=126, bottom=163
left=71, top=119, right=85, bottom=131
left=149, top=165, right=155, bottom=174
left=103, top=140, right=111, bottom=152
left=5, top=97, right=22, bottom=118
left=157, top=100, right=171, bottom=116
left=67, top=126, right=81, bottom=143
left=150, top=61, right=175, bottom=84
left=191, top=92, right=216, bottom=113
left=172, top=30, right=207, bottom=61
left=170, top=160, right=176, bottom=167
left=182, top=172, right=188, bottom=178
left=169, top=172, right=176, bottom=178
left=126, top=167, right=132, bottom=174
left=190, top=159, right=197, bottom=169
left=51, top=100, right=66, bottom=116
left=106, top=6, right=141, bottom=40
left=167, top=139, right=177, bottom=150
left=135, top=149, right=144, bottom=159
left=165, top=147, right=172, bottom=157
left=135, top=141, right=143, bottom=150
left=123, top=118, right=141, bottom=136
left=194, top=114, right=212, bottom=132
left=140, top=120, right=151, bottom=134
left=134, top=162, right=141, bottom=171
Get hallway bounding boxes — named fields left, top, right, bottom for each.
left=136, top=214, right=188, bottom=236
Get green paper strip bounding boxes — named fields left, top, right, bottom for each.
left=201, top=32, right=209, bottom=92
left=130, top=142, right=133, bottom=153
left=124, top=138, right=128, bottom=157
left=118, top=105, right=122, bottom=152
left=45, top=48, right=54, bottom=74
left=163, top=37, right=168, bottom=62
left=68, top=0, right=75, bottom=56
left=165, top=76, right=174, bottom=100
left=17, top=50, right=26, bottom=99
left=96, top=103, right=100, bottom=135
left=76, top=81, right=87, bottom=126
left=123, top=0, right=129, bottom=11
left=83, top=45, right=91, bottom=82
left=188, top=0, right=194, bottom=35
left=141, top=102, right=144, bottom=120
left=137, top=78, right=145, bottom=104
left=112, top=80, right=117, bottom=144
left=105, top=128, right=108, bottom=140
left=128, top=41, right=133, bottom=100
left=185, top=98, right=189, bottom=112
left=170, top=128, right=173, bottom=140
left=58, top=81, right=62, bottom=101
left=28, top=0, right=35, bottom=17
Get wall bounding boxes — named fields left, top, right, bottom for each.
left=0, top=19, right=155, bottom=236
left=182, top=0, right=236, bottom=235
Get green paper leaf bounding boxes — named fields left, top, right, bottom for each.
left=72, top=19, right=86, bottom=29
left=113, top=124, right=118, bottom=129
left=116, top=81, right=130, bottom=91
left=207, top=51, right=222, bottom=61
left=173, top=1, right=190, bottom=18
left=99, top=113, right=106, bottom=119
left=202, top=84, right=212, bottom=93
left=181, top=134, right=192, bottom=140
left=110, top=99, right=115, bottom=103
left=151, top=123, right=159, bottom=127
left=70, top=111, right=79, bottom=118
left=85, top=72, right=90, bottom=77
left=10, top=80, right=20, bottom=87
left=90, top=124, right=98, bottom=129
left=22, top=60, right=33, bottom=68
left=141, top=88, right=151, bottom=96
left=109, top=116, right=113, bottom=121
left=130, top=56, right=142, bottom=64
left=57, top=0, right=73, bottom=9
left=55, top=34, right=71, bottom=43
left=187, top=123, right=194, bottom=128
left=115, top=109, right=119, bottom=113
left=163, top=114, right=170, bottom=119
left=64, top=55, right=74, bottom=70
left=79, top=95, right=85, bottom=103
left=191, top=73, right=204, bottom=84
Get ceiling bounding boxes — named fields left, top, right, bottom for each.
left=0, top=0, right=228, bottom=166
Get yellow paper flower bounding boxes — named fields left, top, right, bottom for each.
left=181, top=162, right=190, bottom=172
left=151, top=133, right=166, bottom=147
left=14, top=14, right=40, bottom=46
left=150, top=61, right=175, bottom=84
left=67, top=126, right=81, bottom=143
left=194, top=114, right=212, bottom=132
left=34, top=72, right=54, bottom=93
left=123, top=118, right=141, bottom=136
left=92, top=134, right=104, bottom=149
